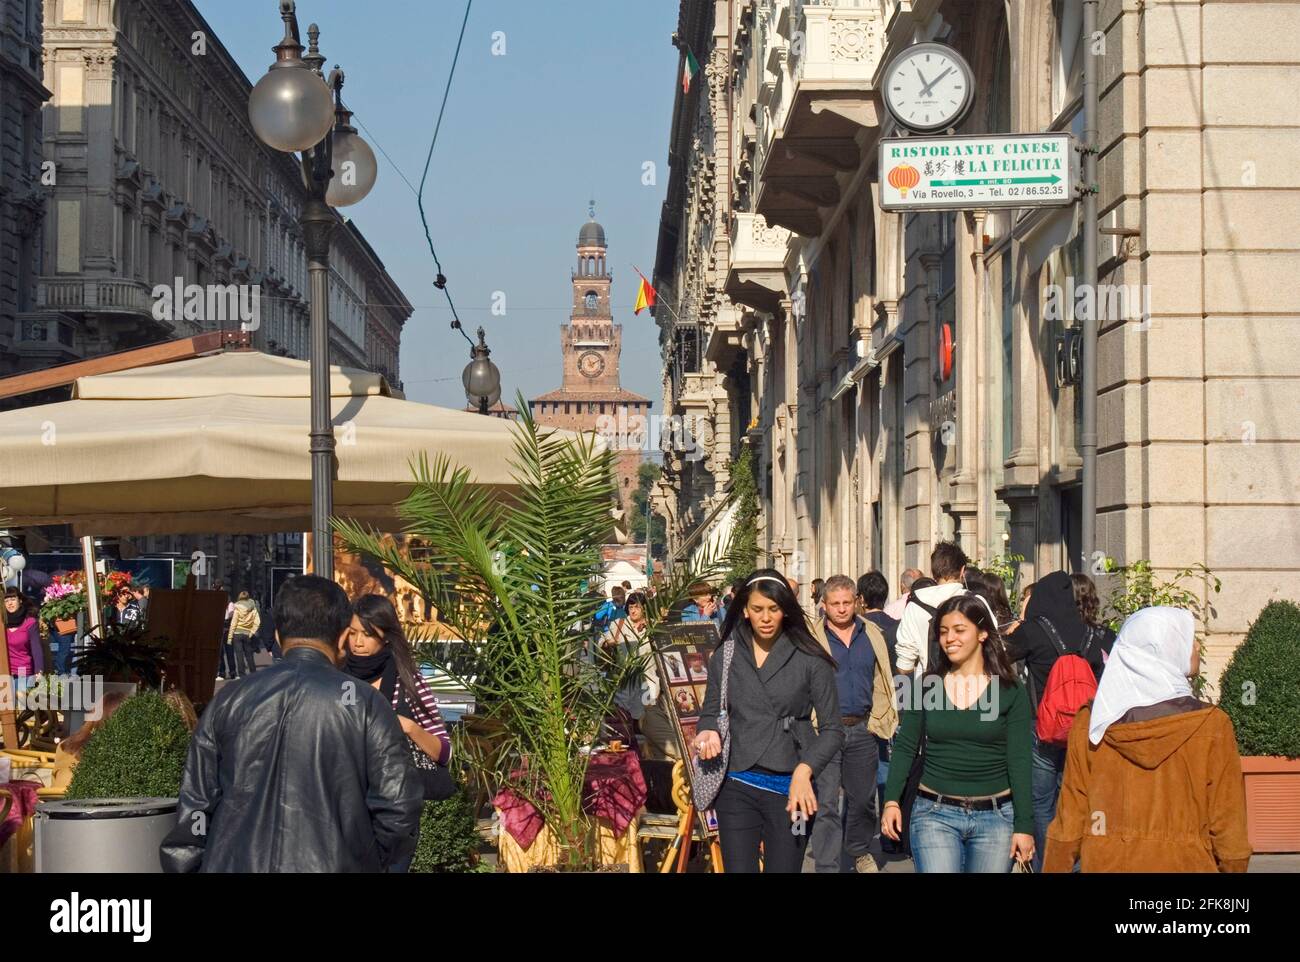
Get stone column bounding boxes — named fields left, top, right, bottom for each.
left=82, top=47, right=116, bottom=274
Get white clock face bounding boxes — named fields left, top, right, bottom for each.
left=884, top=44, right=973, bottom=133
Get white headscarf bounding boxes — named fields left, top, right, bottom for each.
left=1088, top=607, right=1195, bottom=745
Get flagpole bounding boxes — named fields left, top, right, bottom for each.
left=631, top=263, right=684, bottom=324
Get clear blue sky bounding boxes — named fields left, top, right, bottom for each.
left=194, top=0, right=679, bottom=408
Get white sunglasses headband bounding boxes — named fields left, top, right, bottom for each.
left=958, top=591, right=1001, bottom=629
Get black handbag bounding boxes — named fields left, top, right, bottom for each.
left=393, top=679, right=457, bottom=802
left=408, top=737, right=456, bottom=801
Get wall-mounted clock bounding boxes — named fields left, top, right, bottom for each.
left=882, top=42, right=975, bottom=133
left=579, top=351, right=605, bottom=378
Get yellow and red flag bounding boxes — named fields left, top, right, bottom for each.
left=633, top=272, right=656, bottom=315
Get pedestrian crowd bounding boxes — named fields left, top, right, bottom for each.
left=683, top=543, right=1252, bottom=874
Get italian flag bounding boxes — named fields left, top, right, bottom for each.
left=682, top=48, right=700, bottom=93
left=634, top=272, right=656, bottom=315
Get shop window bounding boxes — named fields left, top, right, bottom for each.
left=934, top=212, right=958, bottom=395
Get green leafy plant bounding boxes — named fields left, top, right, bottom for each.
left=723, top=446, right=760, bottom=585
left=1217, top=600, right=1300, bottom=759
left=334, top=398, right=727, bottom=871
left=975, top=552, right=1025, bottom=614
left=65, top=691, right=191, bottom=799
left=410, top=787, right=490, bottom=873
left=1100, top=558, right=1221, bottom=696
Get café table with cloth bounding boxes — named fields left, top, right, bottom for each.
left=494, top=749, right=648, bottom=872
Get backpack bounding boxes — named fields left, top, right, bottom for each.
left=592, top=600, right=619, bottom=633
left=1032, top=616, right=1098, bottom=746
left=907, top=593, right=944, bottom=672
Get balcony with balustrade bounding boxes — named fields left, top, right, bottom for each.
left=725, top=211, right=791, bottom=314
left=37, top=277, right=155, bottom=316
left=754, top=0, right=888, bottom=237
left=36, top=276, right=176, bottom=350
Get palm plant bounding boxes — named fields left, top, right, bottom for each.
left=334, top=399, right=728, bottom=870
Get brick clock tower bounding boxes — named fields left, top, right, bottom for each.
left=530, top=205, right=651, bottom=523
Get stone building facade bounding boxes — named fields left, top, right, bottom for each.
left=0, top=0, right=51, bottom=376
left=651, top=0, right=746, bottom=560
left=9, top=0, right=412, bottom=601
left=654, top=0, right=1300, bottom=686
left=529, top=210, right=653, bottom=519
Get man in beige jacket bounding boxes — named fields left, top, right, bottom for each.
left=808, top=575, right=898, bottom=873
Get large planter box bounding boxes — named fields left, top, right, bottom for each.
left=1241, top=756, right=1300, bottom=853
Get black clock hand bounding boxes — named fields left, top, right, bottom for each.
left=914, top=67, right=930, bottom=93
left=920, top=66, right=955, bottom=97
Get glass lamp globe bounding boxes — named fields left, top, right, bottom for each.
left=462, top=357, right=500, bottom=399
left=249, top=66, right=335, bottom=152
left=325, top=130, right=378, bottom=207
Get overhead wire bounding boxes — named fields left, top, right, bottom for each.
left=416, top=0, right=475, bottom=347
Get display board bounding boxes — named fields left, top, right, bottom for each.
left=652, top=621, right=722, bottom=835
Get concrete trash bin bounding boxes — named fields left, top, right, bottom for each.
left=35, top=798, right=178, bottom=873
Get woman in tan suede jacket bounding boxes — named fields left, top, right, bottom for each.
left=1044, top=607, right=1251, bottom=873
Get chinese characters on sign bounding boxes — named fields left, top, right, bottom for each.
left=880, top=133, right=1079, bottom=211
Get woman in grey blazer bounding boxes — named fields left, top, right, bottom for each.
left=695, top=569, right=843, bottom=873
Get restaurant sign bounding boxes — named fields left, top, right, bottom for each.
left=880, top=133, right=1079, bottom=211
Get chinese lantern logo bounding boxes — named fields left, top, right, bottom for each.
left=888, top=163, right=921, bottom=198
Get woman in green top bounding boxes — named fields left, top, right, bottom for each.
left=881, top=593, right=1035, bottom=872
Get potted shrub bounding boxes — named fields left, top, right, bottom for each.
left=410, top=786, right=491, bottom=873
left=335, top=399, right=726, bottom=872
left=37, top=690, right=192, bottom=873
left=1218, top=600, right=1300, bottom=853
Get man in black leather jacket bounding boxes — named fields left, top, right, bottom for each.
left=161, top=575, right=422, bottom=872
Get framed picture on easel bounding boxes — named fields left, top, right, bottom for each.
left=652, top=621, right=722, bottom=839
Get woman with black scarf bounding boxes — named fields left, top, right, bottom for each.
left=343, top=594, right=452, bottom=873
left=5, top=587, right=43, bottom=685
left=1003, top=570, right=1114, bottom=871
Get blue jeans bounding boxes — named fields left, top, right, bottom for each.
left=49, top=631, right=76, bottom=675
left=909, top=796, right=1016, bottom=873
left=1031, top=735, right=1067, bottom=873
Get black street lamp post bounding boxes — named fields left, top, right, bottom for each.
left=249, top=1, right=377, bottom=578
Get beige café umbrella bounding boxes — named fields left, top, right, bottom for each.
left=0, top=350, right=534, bottom=536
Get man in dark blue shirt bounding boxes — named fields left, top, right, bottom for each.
left=809, top=574, right=882, bottom=873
